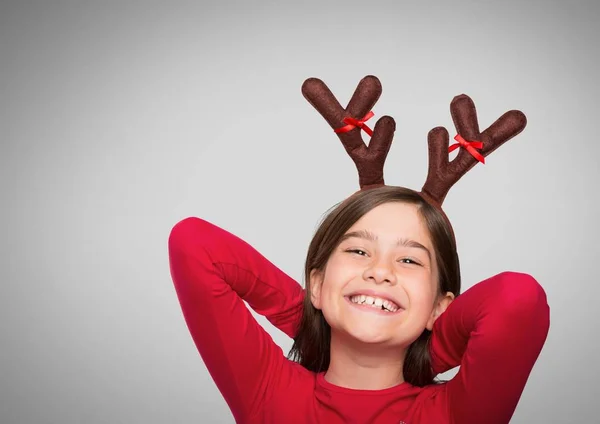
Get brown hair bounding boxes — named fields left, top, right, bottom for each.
left=288, top=185, right=461, bottom=387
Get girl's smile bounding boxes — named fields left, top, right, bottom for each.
left=344, top=295, right=405, bottom=316
left=344, top=289, right=404, bottom=315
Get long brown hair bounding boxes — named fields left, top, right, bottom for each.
left=288, top=186, right=461, bottom=387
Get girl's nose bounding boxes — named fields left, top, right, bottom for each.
left=363, top=259, right=397, bottom=285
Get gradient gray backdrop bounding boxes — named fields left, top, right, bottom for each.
left=1, top=0, right=598, bottom=423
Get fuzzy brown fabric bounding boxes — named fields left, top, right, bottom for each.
left=422, top=94, right=527, bottom=206
left=302, top=76, right=396, bottom=190
left=302, top=75, right=527, bottom=238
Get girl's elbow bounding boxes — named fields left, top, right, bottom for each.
left=496, top=271, right=550, bottom=328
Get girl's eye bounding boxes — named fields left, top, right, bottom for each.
left=346, top=249, right=367, bottom=256
left=398, top=258, right=421, bottom=266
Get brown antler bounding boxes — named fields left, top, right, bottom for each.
left=302, top=75, right=396, bottom=189
left=420, top=94, right=527, bottom=206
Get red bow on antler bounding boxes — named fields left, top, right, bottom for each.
left=334, top=111, right=375, bottom=137
left=449, top=134, right=485, bottom=164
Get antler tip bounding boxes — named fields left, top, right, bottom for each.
left=510, top=109, right=527, bottom=125
left=502, top=109, right=528, bottom=134
left=301, top=77, right=323, bottom=92
left=371, top=115, right=397, bottom=134
left=428, top=125, right=448, bottom=135
left=451, top=93, right=474, bottom=106
left=360, top=74, right=381, bottom=85
left=356, top=75, right=382, bottom=96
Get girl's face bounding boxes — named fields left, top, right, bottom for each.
left=310, top=202, right=453, bottom=347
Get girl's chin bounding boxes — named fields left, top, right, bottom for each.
left=340, top=333, right=407, bottom=349
left=335, top=323, right=402, bottom=346
left=330, top=317, right=419, bottom=349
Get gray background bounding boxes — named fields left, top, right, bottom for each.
left=1, top=0, right=598, bottom=423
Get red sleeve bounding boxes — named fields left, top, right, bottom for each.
left=167, top=217, right=305, bottom=421
left=429, top=271, right=550, bottom=424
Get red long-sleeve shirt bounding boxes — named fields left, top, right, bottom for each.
left=168, top=217, right=550, bottom=424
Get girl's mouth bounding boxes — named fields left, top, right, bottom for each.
left=344, top=295, right=404, bottom=315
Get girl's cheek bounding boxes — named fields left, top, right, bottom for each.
left=411, top=290, right=435, bottom=308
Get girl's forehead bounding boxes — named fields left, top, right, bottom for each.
left=345, top=205, right=432, bottom=247
left=349, top=203, right=426, bottom=232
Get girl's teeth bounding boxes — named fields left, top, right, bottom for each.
left=349, top=295, right=399, bottom=312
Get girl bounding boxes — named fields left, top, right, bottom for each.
left=168, top=186, right=550, bottom=423
left=169, top=76, right=550, bottom=423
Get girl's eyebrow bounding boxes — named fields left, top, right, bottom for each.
left=340, top=229, right=432, bottom=261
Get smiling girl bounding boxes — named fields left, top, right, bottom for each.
left=168, top=77, right=550, bottom=423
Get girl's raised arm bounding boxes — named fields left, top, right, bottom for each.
left=429, top=271, right=550, bottom=424
left=168, top=217, right=304, bottom=421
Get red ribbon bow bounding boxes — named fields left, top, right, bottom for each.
left=449, top=134, right=485, bottom=164
left=334, top=111, right=374, bottom=137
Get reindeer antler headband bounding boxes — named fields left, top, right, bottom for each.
left=302, top=75, right=527, bottom=238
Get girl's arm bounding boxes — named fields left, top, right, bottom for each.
left=168, top=217, right=305, bottom=422
left=429, top=271, right=550, bottom=424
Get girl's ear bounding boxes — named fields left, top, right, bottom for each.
left=309, top=269, right=324, bottom=310
left=426, top=291, right=455, bottom=330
